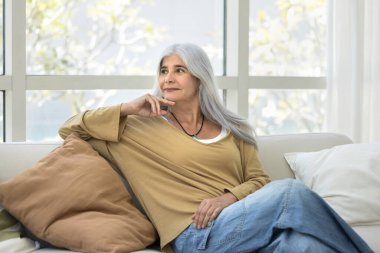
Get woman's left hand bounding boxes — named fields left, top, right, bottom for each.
left=192, top=193, right=237, bottom=229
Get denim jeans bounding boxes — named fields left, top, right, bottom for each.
left=171, top=179, right=373, bottom=253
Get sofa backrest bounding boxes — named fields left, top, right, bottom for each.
left=0, top=133, right=353, bottom=215
left=0, top=142, right=61, bottom=181
left=257, top=133, right=352, bottom=180
left=0, top=133, right=353, bottom=182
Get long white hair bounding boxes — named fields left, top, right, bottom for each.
left=152, top=43, right=257, bottom=147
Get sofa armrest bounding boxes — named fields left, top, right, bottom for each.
left=0, top=142, right=62, bottom=181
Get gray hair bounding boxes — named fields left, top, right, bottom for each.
left=152, top=43, right=257, bottom=147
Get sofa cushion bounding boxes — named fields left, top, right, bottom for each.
left=0, top=208, right=19, bottom=242
left=0, top=133, right=157, bottom=253
left=284, top=143, right=380, bottom=226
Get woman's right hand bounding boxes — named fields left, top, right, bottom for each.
left=120, top=94, right=175, bottom=117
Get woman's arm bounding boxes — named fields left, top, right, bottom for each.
left=58, top=104, right=126, bottom=163
left=225, top=140, right=271, bottom=200
left=59, top=94, right=175, bottom=163
left=192, top=140, right=270, bottom=229
left=59, top=104, right=126, bottom=141
left=59, top=94, right=175, bottom=141
left=120, top=94, right=174, bottom=118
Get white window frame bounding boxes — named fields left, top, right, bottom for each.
left=0, top=0, right=326, bottom=142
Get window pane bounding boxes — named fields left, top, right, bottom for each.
left=26, top=89, right=150, bottom=141
left=0, top=92, right=3, bottom=141
left=0, top=0, right=3, bottom=74
left=26, top=0, right=224, bottom=75
left=249, top=0, right=327, bottom=76
left=249, top=89, right=326, bottom=135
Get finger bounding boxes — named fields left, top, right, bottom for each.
left=146, top=96, right=159, bottom=116
left=155, top=97, right=171, bottom=116
left=196, top=203, right=211, bottom=229
left=152, top=96, right=161, bottom=115
left=209, top=207, right=222, bottom=222
left=153, top=98, right=162, bottom=115
left=158, top=99, right=174, bottom=115
left=193, top=203, right=206, bottom=228
left=200, top=208, right=214, bottom=229
left=161, top=98, right=175, bottom=106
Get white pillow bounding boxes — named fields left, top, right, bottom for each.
left=284, top=143, right=380, bottom=226
left=0, top=238, right=39, bottom=253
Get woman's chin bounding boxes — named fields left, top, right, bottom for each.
left=163, top=95, right=178, bottom=102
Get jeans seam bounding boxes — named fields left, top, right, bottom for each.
left=277, top=179, right=292, bottom=228
left=214, top=200, right=247, bottom=246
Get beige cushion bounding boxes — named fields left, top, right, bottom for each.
left=0, top=133, right=157, bottom=253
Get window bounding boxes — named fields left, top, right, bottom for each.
left=0, top=92, right=3, bottom=141
left=23, top=0, right=224, bottom=141
left=248, top=0, right=327, bottom=134
left=1, top=1, right=3, bottom=142
left=249, top=89, right=326, bottom=135
left=249, top=0, right=326, bottom=76
left=4, top=1, right=328, bottom=142
left=27, top=89, right=150, bottom=141
left=26, top=0, right=224, bottom=75
left=0, top=0, right=3, bottom=74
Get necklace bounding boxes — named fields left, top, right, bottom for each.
left=170, top=111, right=204, bottom=138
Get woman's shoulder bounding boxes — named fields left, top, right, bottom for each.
left=231, top=135, right=258, bottom=153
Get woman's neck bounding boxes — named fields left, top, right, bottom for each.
left=168, top=103, right=204, bottom=137
left=169, top=101, right=202, bottom=124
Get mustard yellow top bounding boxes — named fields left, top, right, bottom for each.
left=59, top=104, right=270, bottom=252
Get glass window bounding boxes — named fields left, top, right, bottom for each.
left=26, top=89, right=150, bottom=141
left=27, top=88, right=225, bottom=141
left=0, top=0, right=3, bottom=74
left=249, top=0, right=327, bottom=76
left=248, top=89, right=326, bottom=135
left=0, top=91, right=3, bottom=141
left=26, top=0, right=224, bottom=75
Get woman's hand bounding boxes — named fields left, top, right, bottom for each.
left=192, top=193, right=238, bottom=229
left=121, top=94, right=175, bottom=117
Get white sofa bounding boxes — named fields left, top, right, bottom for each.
left=0, top=133, right=378, bottom=252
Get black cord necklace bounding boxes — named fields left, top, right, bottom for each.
left=170, top=111, right=204, bottom=138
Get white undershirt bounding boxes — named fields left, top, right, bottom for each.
left=195, top=127, right=227, bottom=144
left=162, top=116, right=228, bottom=144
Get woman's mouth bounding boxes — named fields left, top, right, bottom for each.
left=164, top=88, right=179, bottom=93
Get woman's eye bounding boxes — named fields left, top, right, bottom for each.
left=160, top=69, right=168, bottom=74
left=176, top=68, right=185, bottom=73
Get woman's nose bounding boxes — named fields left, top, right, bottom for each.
left=165, top=71, right=174, bottom=83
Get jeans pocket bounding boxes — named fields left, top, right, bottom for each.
left=196, top=221, right=214, bottom=250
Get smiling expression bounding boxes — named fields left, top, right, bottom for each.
left=159, top=54, right=200, bottom=103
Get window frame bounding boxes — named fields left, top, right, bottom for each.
left=0, top=0, right=326, bottom=142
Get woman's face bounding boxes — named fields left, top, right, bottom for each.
left=159, top=54, right=200, bottom=103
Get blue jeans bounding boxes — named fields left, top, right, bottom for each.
left=171, top=179, right=373, bottom=253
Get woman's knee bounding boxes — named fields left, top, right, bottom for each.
left=265, top=178, right=310, bottom=196
left=266, top=229, right=336, bottom=253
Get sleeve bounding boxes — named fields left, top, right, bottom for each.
left=58, top=104, right=128, bottom=163
left=225, top=140, right=271, bottom=200
left=59, top=104, right=127, bottom=142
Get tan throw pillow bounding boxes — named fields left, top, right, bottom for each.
left=0, top=133, right=157, bottom=253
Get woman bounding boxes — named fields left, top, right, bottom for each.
left=59, top=43, right=373, bottom=253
